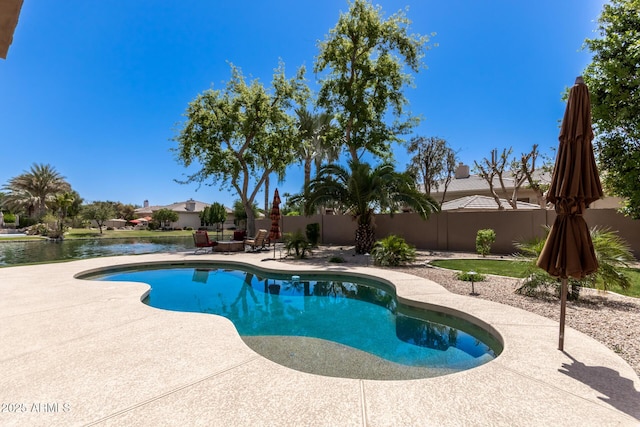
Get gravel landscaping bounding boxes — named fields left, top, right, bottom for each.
left=281, top=246, right=640, bottom=377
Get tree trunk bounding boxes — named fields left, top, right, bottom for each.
left=354, top=222, right=375, bottom=254
left=244, top=201, right=256, bottom=237
left=264, top=176, right=270, bottom=214
left=304, top=158, right=312, bottom=189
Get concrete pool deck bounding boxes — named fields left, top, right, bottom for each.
left=1, top=252, right=639, bottom=426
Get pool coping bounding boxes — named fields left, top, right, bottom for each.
left=1, top=252, right=639, bottom=426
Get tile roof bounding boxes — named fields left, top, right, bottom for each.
left=441, top=195, right=541, bottom=211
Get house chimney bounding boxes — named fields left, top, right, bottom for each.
left=186, top=199, right=196, bottom=212
left=143, top=200, right=149, bottom=208
left=454, top=162, right=470, bottom=179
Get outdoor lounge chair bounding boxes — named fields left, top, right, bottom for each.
left=244, top=229, right=268, bottom=252
left=193, top=230, right=217, bottom=254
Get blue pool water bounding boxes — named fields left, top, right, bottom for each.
left=89, top=265, right=501, bottom=377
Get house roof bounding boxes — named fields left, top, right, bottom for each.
left=429, top=168, right=550, bottom=196
left=441, top=195, right=541, bottom=211
left=135, top=200, right=207, bottom=214
left=134, top=200, right=232, bottom=215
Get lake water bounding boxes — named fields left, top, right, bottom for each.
left=0, top=236, right=194, bottom=267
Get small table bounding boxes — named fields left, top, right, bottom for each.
left=214, top=241, right=244, bottom=253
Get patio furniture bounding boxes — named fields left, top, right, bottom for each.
left=214, top=241, right=244, bottom=253
left=193, top=230, right=217, bottom=254
left=244, top=229, right=268, bottom=252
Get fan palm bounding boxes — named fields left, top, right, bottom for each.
left=303, top=160, right=439, bottom=254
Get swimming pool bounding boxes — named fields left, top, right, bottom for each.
left=84, top=263, right=502, bottom=380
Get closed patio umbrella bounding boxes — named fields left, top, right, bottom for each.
left=537, top=76, right=603, bottom=351
left=269, top=189, right=282, bottom=259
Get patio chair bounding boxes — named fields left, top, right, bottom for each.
left=244, top=229, right=268, bottom=252
left=193, top=230, right=217, bottom=254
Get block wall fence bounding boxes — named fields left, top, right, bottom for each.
left=256, top=208, right=640, bottom=257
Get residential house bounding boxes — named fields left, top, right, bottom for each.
left=134, top=199, right=234, bottom=230
left=430, top=163, right=621, bottom=210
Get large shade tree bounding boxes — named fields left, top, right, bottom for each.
left=302, top=160, right=439, bottom=254
left=174, top=63, right=308, bottom=236
left=583, top=0, right=640, bottom=218
left=1, top=163, right=71, bottom=219
left=315, top=0, right=434, bottom=162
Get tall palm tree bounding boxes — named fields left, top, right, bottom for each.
left=296, top=108, right=340, bottom=188
left=303, top=160, right=440, bottom=254
left=2, top=163, right=71, bottom=218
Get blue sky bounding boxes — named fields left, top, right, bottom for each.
left=0, top=0, right=605, bottom=210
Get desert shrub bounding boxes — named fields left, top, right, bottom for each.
left=371, top=235, right=416, bottom=266
left=476, top=229, right=496, bottom=257
left=329, top=256, right=346, bottom=263
left=305, top=223, right=320, bottom=247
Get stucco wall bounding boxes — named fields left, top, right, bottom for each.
left=256, top=208, right=640, bottom=256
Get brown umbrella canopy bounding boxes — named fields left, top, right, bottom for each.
left=269, top=188, right=282, bottom=242
left=537, top=77, right=603, bottom=279
left=537, top=77, right=603, bottom=350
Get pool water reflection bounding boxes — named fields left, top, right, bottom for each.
left=0, top=236, right=193, bottom=266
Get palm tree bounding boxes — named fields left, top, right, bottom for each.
left=296, top=108, right=340, bottom=188
left=515, top=226, right=635, bottom=298
left=1, top=189, right=39, bottom=218
left=50, top=192, right=76, bottom=237
left=303, top=160, right=439, bottom=254
left=2, top=163, right=71, bottom=219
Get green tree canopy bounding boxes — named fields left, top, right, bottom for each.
left=82, top=202, right=115, bottom=234
left=209, top=202, right=227, bottom=228
left=153, top=208, right=179, bottom=228
left=583, top=0, right=640, bottom=218
left=174, top=62, right=308, bottom=236
left=302, top=160, right=439, bottom=254
left=315, top=0, right=434, bottom=162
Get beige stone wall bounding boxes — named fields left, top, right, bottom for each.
left=256, top=208, right=640, bottom=257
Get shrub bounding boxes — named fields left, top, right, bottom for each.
left=19, top=216, right=38, bottom=228
left=476, top=229, right=496, bottom=257
left=456, top=271, right=486, bottom=282
left=2, top=212, right=16, bottom=223
left=515, top=226, right=635, bottom=299
left=329, top=256, right=346, bottom=263
left=284, top=230, right=312, bottom=259
left=371, top=235, right=416, bottom=266
left=305, top=223, right=320, bottom=247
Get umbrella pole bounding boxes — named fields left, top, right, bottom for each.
left=558, top=278, right=568, bottom=351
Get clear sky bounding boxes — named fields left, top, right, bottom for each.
left=0, top=0, right=605, bottom=210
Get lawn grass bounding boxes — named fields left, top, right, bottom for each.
left=430, top=258, right=640, bottom=298
left=0, top=236, right=45, bottom=242
left=430, top=259, right=529, bottom=278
